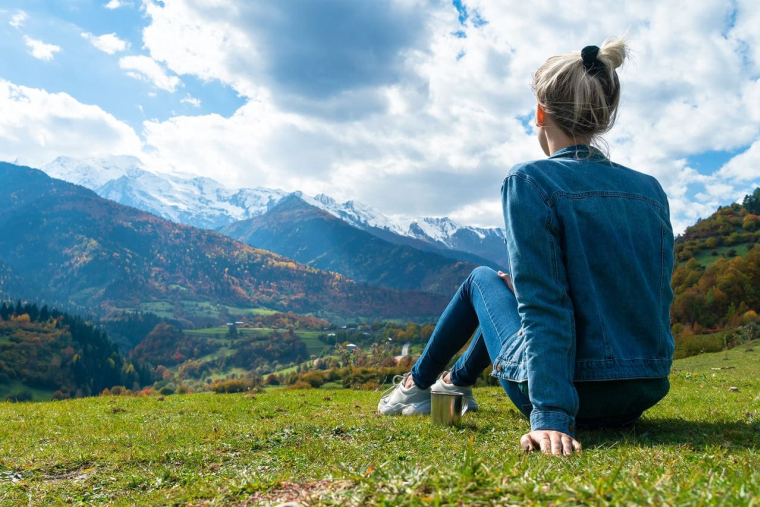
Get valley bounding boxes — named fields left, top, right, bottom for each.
left=1, top=159, right=759, bottom=404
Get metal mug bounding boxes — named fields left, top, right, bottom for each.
left=430, top=391, right=469, bottom=426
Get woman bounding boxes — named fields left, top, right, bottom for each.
left=378, top=39, right=675, bottom=457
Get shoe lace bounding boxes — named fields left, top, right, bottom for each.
left=380, top=373, right=407, bottom=400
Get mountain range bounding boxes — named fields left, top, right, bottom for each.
left=0, top=162, right=449, bottom=322
left=41, top=156, right=508, bottom=267
left=219, top=195, right=486, bottom=296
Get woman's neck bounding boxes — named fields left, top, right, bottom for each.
left=546, top=132, right=589, bottom=156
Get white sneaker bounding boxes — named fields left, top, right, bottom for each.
left=431, top=371, right=479, bottom=413
left=377, top=373, right=431, bottom=415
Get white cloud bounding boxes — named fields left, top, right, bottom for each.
left=718, top=140, right=760, bottom=183
left=104, top=0, right=133, bottom=9
left=119, top=55, right=181, bottom=92
left=23, top=36, right=61, bottom=61
left=180, top=94, right=201, bottom=107
left=132, top=0, right=760, bottom=231
left=81, top=32, right=130, bottom=54
left=141, top=0, right=260, bottom=98
left=9, top=11, right=27, bottom=28
left=0, top=79, right=142, bottom=167
left=6, top=1, right=760, bottom=233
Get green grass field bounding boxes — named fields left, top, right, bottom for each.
left=689, top=243, right=752, bottom=267
left=1, top=343, right=759, bottom=505
left=184, top=327, right=275, bottom=337
left=224, top=306, right=278, bottom=317
left=120, top=301, right=279, bottom=321
left=0, top=381, right=55, bottom=403
left=183, top=327, right=330, bottom=362
left=298, top=332, right=330, bottom=357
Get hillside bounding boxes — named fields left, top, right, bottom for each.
left=220, top=195, right=493, bottom=296
left=0, top=302, right=151, bottom=401
left=674, top=188, right=759, bottom=266
left=41, top=156, right=509, bottom=266
left=0, top=163, right=448, bottom=322
left=670, top=188, right=760, bottom=334
left=1, top=342, right=758, bottom=505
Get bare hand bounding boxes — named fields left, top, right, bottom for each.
left=520, top=430, right=581, bottom=456
left=497, top=270, right=514, bottom=293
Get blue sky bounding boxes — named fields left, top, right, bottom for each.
left=0, top=0, right=243, bottom=127
left=1, top=0, right=759, bottom=233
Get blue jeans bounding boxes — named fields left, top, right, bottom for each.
left=411, top=266, right=518, bottom=393
left=410, top=266, right=667, bottom=428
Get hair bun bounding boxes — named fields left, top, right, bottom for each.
left=597, top=38, right=627, bottom=71
left=531, top=35, right=626, bottom=145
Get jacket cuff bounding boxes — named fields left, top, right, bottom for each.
left=530, top=410, right=577, bottom=438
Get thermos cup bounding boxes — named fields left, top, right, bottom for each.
left=431, top=391, right=469, bottom=426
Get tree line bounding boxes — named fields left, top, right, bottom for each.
left=0, top=301, right=152, bottom=401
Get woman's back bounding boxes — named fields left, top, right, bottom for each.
left=381, top=38, right=674, bottom=455
left=506, top=145, right=674, bottom=381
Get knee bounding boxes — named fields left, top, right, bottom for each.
left=469, top=266, right=499, bottom=283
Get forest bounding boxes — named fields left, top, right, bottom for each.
left=3, top=188, right=759, bottom=400
left=671, top=189, right=760, bottom=333
left=0, top=301, right=152, bottom=401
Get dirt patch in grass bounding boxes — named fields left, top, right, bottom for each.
left=243, top=479, right=353, bottom=506
left=42, top=466, right=99, bottom=483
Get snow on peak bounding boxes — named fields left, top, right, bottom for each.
left=411, top=217, right=463, bottom=244
left=313, top=193, right=336, bottom=206
left=37, top=155, right=505, bottom=246
left=43, top=155, right=146, bottom=190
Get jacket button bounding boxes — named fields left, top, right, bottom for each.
left=496, top=364, right=502, bottom=371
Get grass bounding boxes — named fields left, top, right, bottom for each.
left=1, top=344, right=759, bottom=505
left=0, top=381, right=55, bottom=403
left=204, top=368, right=250, bottom=382
left=183, top=327, right=330, bottom=363
left=299, top=332, right=330, bottom=357
left=224, top=306, right=278, bottom=317
left=120, top=301, right=279, bottom=320
left=184, top=327, right=274, bottom=337
left=689, top=243, right=752, bottom=267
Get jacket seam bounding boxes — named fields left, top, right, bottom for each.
left=575, top=358, right=673, bottom=363
left=658, top=222, right=665, bottom=356
left=505, top=174, right=551, bottom=204
left=505, top=174, right=666, bottom=214
left=547, top=191, right=665, bottom=210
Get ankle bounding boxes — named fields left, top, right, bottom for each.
left=443, top=372, right=452, bottom=384
left=404, top=375, right=415, bottom=389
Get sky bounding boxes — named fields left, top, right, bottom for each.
left=1, top=0, right=759, bottom=234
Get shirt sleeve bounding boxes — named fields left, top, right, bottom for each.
left=502, top=173, right=579, bottom=436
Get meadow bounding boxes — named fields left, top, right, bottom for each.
left=1, top=342, right=759, bottom=506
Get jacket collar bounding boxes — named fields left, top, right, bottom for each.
left=549, top=144, right=608, bottom=162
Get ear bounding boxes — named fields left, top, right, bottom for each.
left=536, top=105, right=546, bottom=127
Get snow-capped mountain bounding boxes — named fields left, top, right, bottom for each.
left=299, top=193, right=506, bottom=260
left=40, top=155, right=507, bottom=265
left=42, top=156, right=289, bottom=229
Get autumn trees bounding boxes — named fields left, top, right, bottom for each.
left=671, top=195, right=760, bottom=337
left=0, top=301, right=151, bottom=400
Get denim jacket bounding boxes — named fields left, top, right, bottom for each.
left=492, top=145, right=675, bottom=435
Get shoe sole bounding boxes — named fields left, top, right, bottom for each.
left=379, top=399, right=478, bottom=415
left=378, top=399, right=431, bottom=416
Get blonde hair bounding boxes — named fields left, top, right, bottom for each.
left=532, top=38, right=628, bottom=148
